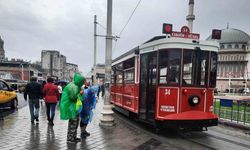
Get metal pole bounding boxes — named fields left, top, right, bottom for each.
left=94, top=15, right=97, bottom=67
left=229, top=72, right=231, bottom=93
left=100, top=0, right=114, bottom=127
left=93, top=15, right=97, bottom=84
left=50, top=53, right=53, bottom=77
left=244, top=72, right=247, bottom=94
left=20, top=64, right=24, bottom=81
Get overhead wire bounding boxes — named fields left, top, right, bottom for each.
left=118, top=0, right=142, bottom=37
left=113, top=0, right=143, bottom=52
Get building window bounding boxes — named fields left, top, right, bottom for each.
left=228, top=44, right=232, bottom=49
left=220, top=45, right=224, bottom=49
left=242, top=45, right=245, bottom=49
left=235, top=44, right=239, bottom=48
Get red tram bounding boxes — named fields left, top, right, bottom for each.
left=111, top=25, right=220, bottom=130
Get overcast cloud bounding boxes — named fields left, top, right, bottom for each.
left=0, top=0, right=250, bottom=75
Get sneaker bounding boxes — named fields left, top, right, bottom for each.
left=81, top=133, right=87, bottom=139
left=31, top=121, right=35, bottom=124
left=81, top=131, right=90, bottom=138
left=84, top=131, right=90, bottom=136
left=50, top=121, right=54, bottom=126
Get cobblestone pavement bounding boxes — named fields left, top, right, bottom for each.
left=0, top=99, right=177, bottom=150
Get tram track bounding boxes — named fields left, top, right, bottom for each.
left=178, top=129, right=250, bottom=150
left=113, top=110, right=250, bottom=150
left=178, top=133, right=217, bottom=150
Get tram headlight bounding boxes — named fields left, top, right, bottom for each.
left=188, top=95, right=200, bottom=106
left=192, top=97, right=199, bottom=104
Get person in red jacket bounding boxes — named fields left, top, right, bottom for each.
left=43, top=77, right=60, bottom=126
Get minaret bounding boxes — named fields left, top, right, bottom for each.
left=0, top=36, right=5, bottom=60
left=186, top=0, right=195, bottom=32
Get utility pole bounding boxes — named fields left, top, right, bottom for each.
left=50, top=53, right=53, bottom=77
left=100, top=0, right=114, bottom=127
left=93, top=15, right=97, bottom=84
left=20, top=64, right=24, bottom=80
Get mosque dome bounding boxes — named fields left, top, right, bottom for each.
left=207, top=28, right=250, bottom=43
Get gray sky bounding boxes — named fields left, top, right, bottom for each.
left=0, top=0, right=250, bottom=75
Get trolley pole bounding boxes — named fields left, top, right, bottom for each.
left=100, top=0, right=114, bottom=127
left=93, top=15, right=97, bottom=84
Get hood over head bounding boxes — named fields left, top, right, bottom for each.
left=73, top=73, right=85, bottom=87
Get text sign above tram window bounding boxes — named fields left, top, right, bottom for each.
left=171, top=26, right=200, bottom=40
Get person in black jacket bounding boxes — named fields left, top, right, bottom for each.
left=24, top=77, right=42, bottom=124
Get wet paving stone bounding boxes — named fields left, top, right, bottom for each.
left=0, top=100, right=179, bottom=150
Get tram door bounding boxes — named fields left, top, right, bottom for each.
left=139, top=52, right=157, bottom=122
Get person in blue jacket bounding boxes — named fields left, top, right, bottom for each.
left=80, top=86, right=97, bottom=138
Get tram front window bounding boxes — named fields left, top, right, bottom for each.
left=183, top=49, right=209, bottom=86
left=210, top=52, right=217, bottom=87
left=158, top=49, right=181, bottom=85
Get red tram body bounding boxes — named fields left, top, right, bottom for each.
left=111, top=26, right=219, bottom=130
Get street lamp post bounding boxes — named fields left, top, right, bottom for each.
left=100, top=0, right=114, bottom=127
left=20, top=64, right=24, bottom=81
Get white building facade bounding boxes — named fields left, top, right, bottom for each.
left=208, top=28, right=250, bottom=92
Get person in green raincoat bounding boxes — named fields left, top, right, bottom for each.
left=60, top=73, right=86, bottom=143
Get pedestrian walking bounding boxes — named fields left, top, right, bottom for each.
left=60, top=73, right=86, bottom=143
left=80, top=86, right=97, bottom=139
left=97, top=84, right=100, bottom=98
left=101, top=84, right=105, bottom=97
left=43, top=77, right=60, bottom=126
left=24, top=77, right=42, bottom=124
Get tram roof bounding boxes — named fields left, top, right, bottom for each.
left=112, top=46, right=139, bottom=63
left=112, top=36, right=219, bottom=65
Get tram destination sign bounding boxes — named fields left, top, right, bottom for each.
left=171, top=32, right=200, bottom=39
left=171, top=26, right=200, bottom=40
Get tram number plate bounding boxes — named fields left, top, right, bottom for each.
left=165, top=89, right=171, bottom=95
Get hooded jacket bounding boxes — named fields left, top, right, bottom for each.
left=60, top=73, right=85, bottom=120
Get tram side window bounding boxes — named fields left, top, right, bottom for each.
left=158, top=49, right=181, bottom=85
left=115, top=63, right=123, bottom=84
left=111, top=67, right=116, bottom=84
left=123, top=58, right=135, bottom=83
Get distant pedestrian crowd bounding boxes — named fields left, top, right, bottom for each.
left=24, top=73, right=101, bottom=143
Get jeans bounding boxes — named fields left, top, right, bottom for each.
left=45, top=103, right=57, bottom=122
left=28, top=98, right=40, bottom=122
